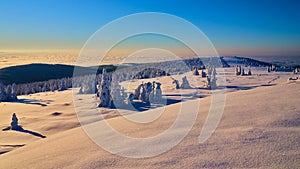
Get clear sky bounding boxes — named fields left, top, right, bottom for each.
left=1, top=0, right=300, bottom=56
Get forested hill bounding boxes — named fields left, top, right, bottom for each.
left=0, top=56, right=280, bottom=86
left=0, top=64, right=116, bottom=85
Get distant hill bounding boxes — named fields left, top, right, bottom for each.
left=223, top=56, right=275, bottom=67
left=0, top=56, right=285, bottom=85
left=0, top=63, right=116, bottom=85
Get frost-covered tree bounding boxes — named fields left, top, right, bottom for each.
left=59, top=78, right=67, bottom=91
left=193, top=67, right=199, bottom=76
left=109, top=80, right=124, bottom=107
left=154, top=82, right=162, bottom=103
left=134, top=84, right=143, bottom=99
left=50, top=80, right=57, bottom=92
left=139, top=84, right=147, bottom=102
left=271, top=65, right=276, bottom=71
left=144, top=82, right=153, bottom=103
left=98, top=68, right=111, bottom=107
left=11, top=83, right=17, bottom=101
left=207, top=64, right=217, bottom=90
left=180, top=76, right=191, bottom=89
left=241, top=68, right=245, bottom=76
left=248, top=68, right=252, bottom=76
left=172, top=79, right=180, bottom=89
left=235, top=65, right=242, bottom=76
left=0, top=83, right=6, bottom=102
left=201, top=70, right=207, bottom=78
left=5, top=85, right=13, bottom=101
left=293, top=67, right=300, bottom=74
left=149, top=81, right=156, bottom=103
left=127, top=93, right=134, bottom=104
left=149, top=89, right=155, bottom=103
left=120, top=87, right=127, bottom=102
left=11, top=113, right=20, bottom=130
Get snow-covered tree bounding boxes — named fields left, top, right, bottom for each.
left=207, top=64, right=217, bottom=89
left=193, top=67, right=199, bottom=76
left=11, top=113, right=20, bottom=130
left=248, top=69, right=252, bottom=76
left=127, top=93, right=134, bottom=104
left=11, top=83, right=17, bottom=101
left=154, top=82, right=162, bottom=103
left=134, top=84, right=143, bottom=99
left=120, top=87, right=127, bottom=102
left=235, top=65, right=242, bottom=76
left=241, top=68, right=245, bottom=76
left=201, top=70, right=207, bottom=78
left=109, top=80, right=124, bottom=107
left=59, top=78, right=67, bottom=91
left=180, top=76, right=191, bottom=89
left=0, top=83, right=6, bottom=102
left=172, top=79, right=180, bottom=89
left=5, top=85, right=12, bottom=101
left=144, top=82, right=153, bottom=103
left=139, top=84, right=147, bottom=102
left=98, top=68, right=110, bottom=107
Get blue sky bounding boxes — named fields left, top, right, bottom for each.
left=0, top=0, right=300, bottom=56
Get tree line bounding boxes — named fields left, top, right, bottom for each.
left=0, top=57, right=225, bottom=102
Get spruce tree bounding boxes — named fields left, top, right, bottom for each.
left=0, top=83, right=6, bottom=102
left=180, top=76, right=191, bottom=89
left=139, top=84, right=147, bottom=102
left=172, top=79, right=180, bottom=89
left=109, top=80, right=124, bottom=108
left=155, top=82, right=162, bottom=103
left=201, top=70, right=207, bottom=78
left=11, top=83, right=17, bottom=101
left=127, top=93, right=134, bottom=104
left=98, top=68, right=110, bottom=107
left=207, top=64, right=217, bottom=89
left=134, top=84, right=143, bottom=99
left=193, top=67, right=199, bottom=76
left=248, top=69, right=252, bottom=76
left=11, top=113, right=20, bottom=130
left=5, top=85, right=12, bottom=101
